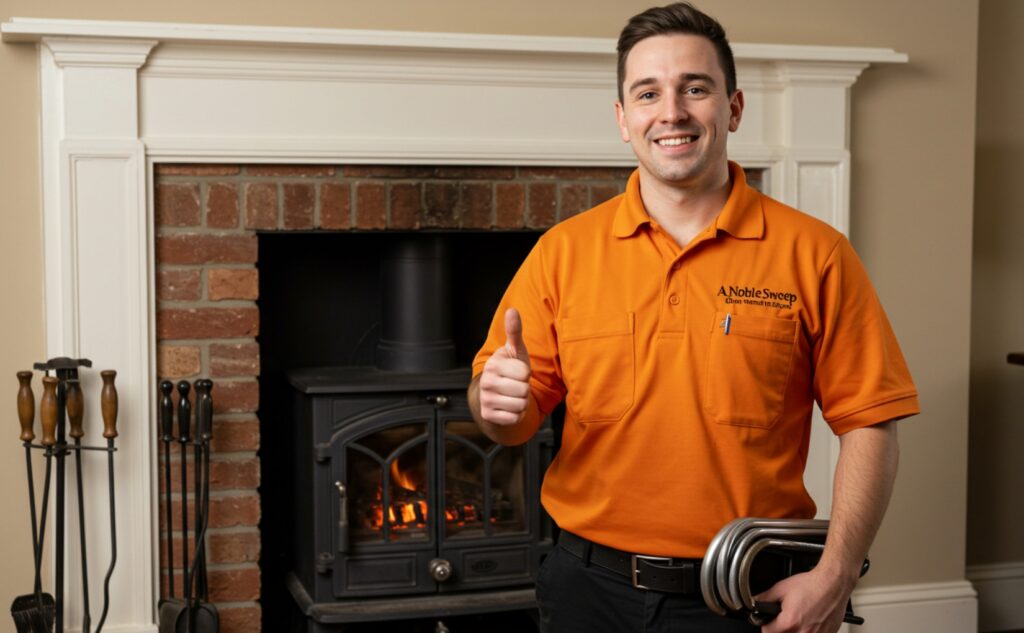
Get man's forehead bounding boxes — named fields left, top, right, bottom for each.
left=623, top=33, right=725, bottom=83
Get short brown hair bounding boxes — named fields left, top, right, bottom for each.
left=616, top=2, right=737, bottom=102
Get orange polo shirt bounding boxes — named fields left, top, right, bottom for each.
left=472, top=162, right=919, bottom=558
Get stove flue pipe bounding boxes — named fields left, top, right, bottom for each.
left=375, top=234, right=456, bottom=372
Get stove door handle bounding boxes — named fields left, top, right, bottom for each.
left=335, top=481, right=349, bottom=553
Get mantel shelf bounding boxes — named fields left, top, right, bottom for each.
left=2, top=17, right=907, bottom=65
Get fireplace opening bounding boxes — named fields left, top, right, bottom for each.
left=257, top=230, right=556, bottom=631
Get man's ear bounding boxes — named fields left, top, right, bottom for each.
left=615, top=101, right=630, bottom=143
left=728, top=89, right=744, bottom=133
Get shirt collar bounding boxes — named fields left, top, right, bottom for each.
left=611, top=161, right=765, bottom=240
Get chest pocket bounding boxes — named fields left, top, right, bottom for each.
left=557, top=312, right=635, bottom=423
left=704, top=312, right=798, bottom=429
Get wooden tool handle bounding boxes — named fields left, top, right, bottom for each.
left=17, top=371, right=35, bottom=442
left=100, top=370, right=118, bottom=439
left=67, top=379, right=85, bottom=439
left=40, top=376, right=58, bottom=446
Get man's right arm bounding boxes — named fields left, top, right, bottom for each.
left=468, top=307, right=545, bottom=446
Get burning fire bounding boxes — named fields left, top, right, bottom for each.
left=365, top=460, right=490, bottom=531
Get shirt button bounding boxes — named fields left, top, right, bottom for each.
left=668, top=294, right=680, bottom=305
left=671, top=261, right=681, bottom=271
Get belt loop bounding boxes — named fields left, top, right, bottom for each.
left=582, top=540, right=593, bottom=567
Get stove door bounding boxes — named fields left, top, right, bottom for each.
left=435, top=407, right=538, bottom=592
left=330, top=402, right=439, bottom=597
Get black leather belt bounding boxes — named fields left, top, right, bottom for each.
left=558, top=530, right=701, bottom=594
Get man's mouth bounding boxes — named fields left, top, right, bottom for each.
left=656, top=136, right=696, bottom=146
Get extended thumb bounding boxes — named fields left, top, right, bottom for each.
left=504, top=307, right=529, bottom=360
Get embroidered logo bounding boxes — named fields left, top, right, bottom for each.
left=716, top=285, right=798, bottom=309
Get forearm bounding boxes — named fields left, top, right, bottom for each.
left=468, top=374, right=544, bottom=446
left=818, top=421, right=900, bottom=588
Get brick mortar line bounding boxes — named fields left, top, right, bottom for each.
left=161, top=525, right=260, bottom=535
left=157, top=264, right=255, bottom=270
left=199, top=601, right=259, bottom=609
left=162, top=451, right=258, bottom=462
left=157, top=299, right=258, bottom=308
left=157, top=338, right=258, bottom=347
left=203, top=562, right=260, bottom=571
left=155, top=228, right=254, bottom=235
left=156, top=489, right=259, bottom=500
left=161, top=452, right=260, bottom=465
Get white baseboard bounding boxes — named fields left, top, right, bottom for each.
left=836, top=580, right=978, bottom=633
left=968, top=560, right=1024, bottom=632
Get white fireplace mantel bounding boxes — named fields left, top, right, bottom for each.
left=3, top=18, right=906, bottom=632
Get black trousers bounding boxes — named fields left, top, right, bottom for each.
left=536, top=544, right=760, bottom=633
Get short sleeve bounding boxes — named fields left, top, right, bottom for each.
left=471, top=238, right=566, bottom=416
left=813, top=237, right=920, bottom=435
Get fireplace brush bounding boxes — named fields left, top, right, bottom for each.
left=10, top=358, right=119, bottom=633
left=158, top=379, right=219, bottom=633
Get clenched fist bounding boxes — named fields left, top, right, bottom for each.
left=478, top=308, right=532, bottom=426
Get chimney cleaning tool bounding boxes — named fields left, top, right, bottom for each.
left=11, top=372, right=55, bottom=633
left=94, top=371, right=118, bottom=633
left=701, top=518, right=868, bottom=626
left=67, top=378, right=91, bottom=633
left=159, top=381, right=176, bottom=601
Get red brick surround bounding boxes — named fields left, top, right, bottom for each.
left=153, top=163, right=635, bottom=632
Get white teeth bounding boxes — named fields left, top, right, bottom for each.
left=657, top=136, right=694, bottom=146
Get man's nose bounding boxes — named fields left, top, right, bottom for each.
left=659, top=91, right=689, bottom=124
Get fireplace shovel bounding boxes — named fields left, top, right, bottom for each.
left=11, top=371, right=55, bottom=633
left=158, top=379, right=218, bottom=633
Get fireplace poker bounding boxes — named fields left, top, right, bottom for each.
left=66, top=377, right=91, bottom=633
left=10, top=371, right=55, bottom=633
left=176, top=380, right=192, bottom=629
left=194, top=379, right=214, bottom=602
left=159, top=381, right=176, bottom=600
left=191, top=380, right=205, bottom=603
left=94, top=370, right=118, bottom=633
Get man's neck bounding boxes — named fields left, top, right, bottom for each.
left=638, top=168, right=732, bottom=249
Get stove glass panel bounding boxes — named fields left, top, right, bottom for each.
left=348, top=422, right=431, bottom=543
left=444, top=420, right=526, bottom=538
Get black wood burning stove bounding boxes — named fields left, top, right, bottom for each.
left=284, top=236, right=555, bottom=631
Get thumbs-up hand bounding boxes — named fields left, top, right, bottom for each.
left=479, top=308, right=532, bottom=426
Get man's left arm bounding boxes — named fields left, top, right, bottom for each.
left=758, top=420, right=899, bottom=633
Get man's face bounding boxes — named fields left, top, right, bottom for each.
left=615, top=34, right=743, bottom=191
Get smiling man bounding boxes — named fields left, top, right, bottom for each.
left=469, top=4, right=919, bottom=632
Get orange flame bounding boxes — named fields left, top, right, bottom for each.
left=391, top=460, right=417, bottom=490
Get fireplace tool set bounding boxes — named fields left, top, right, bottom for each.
left=700, top=518, right=869, bottom=626
left=158, top=379, right=219, bottom=633
left=11, top=358, right=119, bottom=633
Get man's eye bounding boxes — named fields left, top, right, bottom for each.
left=638, top=91, right=657, bottom=100
left=686, top=87, right=707, bottom=96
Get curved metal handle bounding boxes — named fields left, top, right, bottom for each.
left=335, top=481, right=349, bottom=554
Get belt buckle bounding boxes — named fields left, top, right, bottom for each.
left=630, top=554, right=673, bottom=590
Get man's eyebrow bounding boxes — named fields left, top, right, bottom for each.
left=627, top=72, right=718, bottom=96
left=681, top=72, right=717, bottom=86
left=627, top=77, right=659, bottom=95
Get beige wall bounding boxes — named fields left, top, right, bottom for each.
left=969, top=0, right=1024, bottom=566
left=0, top=0, right=980, bottom=627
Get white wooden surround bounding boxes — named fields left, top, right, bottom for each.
left=1, top=17, right=963, bottom=633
